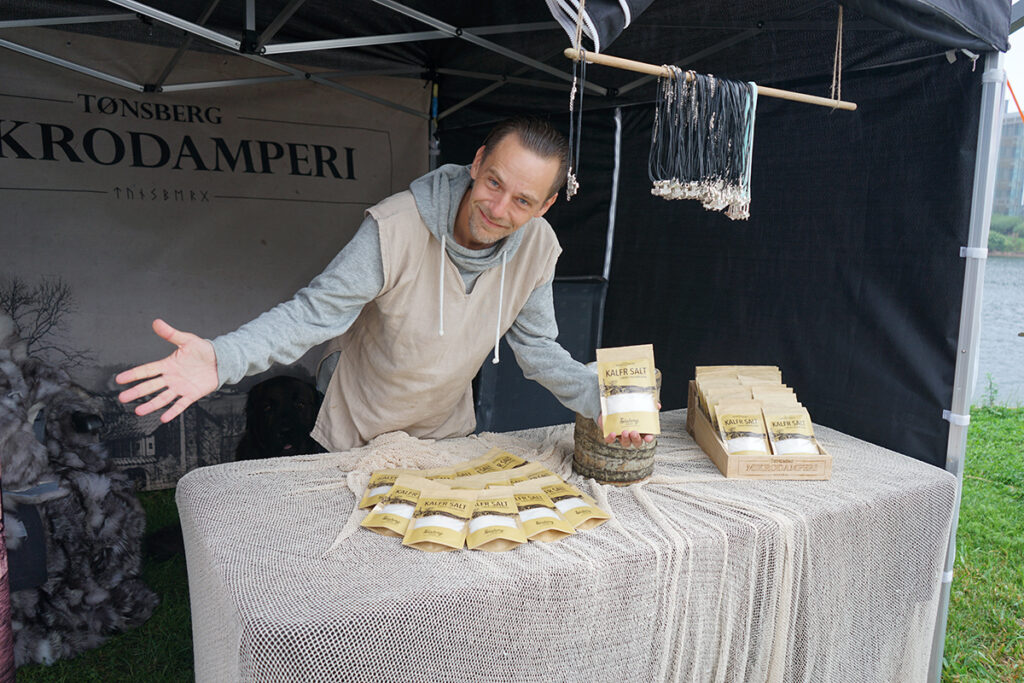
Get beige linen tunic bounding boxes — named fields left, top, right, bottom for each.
left=310, top=190, right=561, bottom=452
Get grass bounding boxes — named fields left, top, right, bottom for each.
left=11, top=408, right=1024, bottom=681
left=943, top=405, right=1024, bottom=682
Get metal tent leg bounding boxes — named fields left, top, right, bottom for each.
left=928, top=49, right=1005, bottom=683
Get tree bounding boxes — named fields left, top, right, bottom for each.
left=0, top=277, right=92, bottom=368
left=989, top=230, right=1010, bottom=252
left=989, top=213, right=1023, bottom=236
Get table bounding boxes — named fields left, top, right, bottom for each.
left=177, top=409, right=956, bottom=682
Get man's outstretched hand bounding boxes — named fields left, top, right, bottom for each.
left=115, top=319, right=218, bottom=423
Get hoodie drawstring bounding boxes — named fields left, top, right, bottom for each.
left=438, top=233, right=446, bottom=336
left=492, top=251, right=507, bottom=364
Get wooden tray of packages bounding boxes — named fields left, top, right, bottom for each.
left=685, top=380, right=832, bottom=480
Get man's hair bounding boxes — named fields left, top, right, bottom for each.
left=481, top=117, right=568, bottom=199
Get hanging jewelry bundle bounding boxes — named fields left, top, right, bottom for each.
left=648, top=67, right=758, bottom=220
left=565, top=0, right=588, bottom=201
left=565, top=4, right=850, bottom=212
left=566, top=47, right=586, bottom=200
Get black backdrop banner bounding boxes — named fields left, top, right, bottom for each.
left=442, top=51, right=981, bottom=470
left=599, top=54, right=980, bottom=469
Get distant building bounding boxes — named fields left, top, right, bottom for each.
left=994, top=111, right=1024, bottom=218
left=98, top=390, right=247, bottom=491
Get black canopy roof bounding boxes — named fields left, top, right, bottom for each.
left=0, top=1, right=1010, bottom=130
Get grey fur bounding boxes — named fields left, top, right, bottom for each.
left=0, top=315, right=157, bottom=667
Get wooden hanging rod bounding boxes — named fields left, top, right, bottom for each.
left=564, top=48, right=857, bottom=111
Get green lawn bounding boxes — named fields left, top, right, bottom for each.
left=13, top=407, right=1024, bottom=681
left=943, top=406, right=1024, bottom=682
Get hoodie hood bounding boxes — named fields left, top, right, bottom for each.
left=409, top=163, right=528, bottom=273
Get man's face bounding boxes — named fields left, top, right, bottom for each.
left=455, top=133, right=560, bottom=250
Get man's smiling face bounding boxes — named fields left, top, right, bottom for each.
left=454, top=133, right=560, bottom=250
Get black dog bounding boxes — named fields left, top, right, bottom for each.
left=235, top=375, right=326, bottom=460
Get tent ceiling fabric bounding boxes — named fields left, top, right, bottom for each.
left=0, top=1, right=1010, bottom=129
left=842, top=0, right=1009, bottom=53
left=546, top=0, right=1008, bottom=56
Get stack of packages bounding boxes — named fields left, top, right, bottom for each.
left=358, top=448, right=610, bottom=552
left=694, top=365, right=820, bottom=457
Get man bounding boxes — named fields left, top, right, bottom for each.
left=116, top=117, right=653, bottom=450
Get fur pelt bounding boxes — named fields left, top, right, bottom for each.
left=0, top=315, right=157, bottom=666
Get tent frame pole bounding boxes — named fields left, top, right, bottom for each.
left=104, top=0, right=241, bottom=50
left=159, top=75, right=298, bottom=92
left=0, top=37, right=143, bottom=91
left=232, top=51, right=428, bottom=118
left=367, top=0, right=608, bottom=96
left=262, top=23, right=559, bottom=55
left=437, top=68, right=576, bottom=92
left=153, top=0, right=224, bottom=90
left=263, top=30, right=446, bottom=54
left=928, top=49, right=1005, bottom=683
left=0, top=14, right=136, bottom=29
left=1, top=3, right=568, bottom=118
left=258, top=0, right=307, bottom=49
left=436, top=47, right=570, bottom=121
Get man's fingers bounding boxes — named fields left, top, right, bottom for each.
left=118, top=376, right=166, bottom=403
left=152, top=318, right=194, bottom=347
left=606, top=431, right=640, bottom=447
left=115, top=360, right=166, bottom=386
left=152, top=318, right=175, bottom=341
left=135, top=388, right=178, bottom=416
left=602, top=427, right=653, bottom=448
left=160, top=396, right=192, bottom=424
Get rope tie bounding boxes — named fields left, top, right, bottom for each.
left=831, top=5, right=843, bottom=105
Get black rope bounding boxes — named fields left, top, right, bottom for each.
left=566, top=49, right=587, bottom=200
left=648, top=68, right=757, bottom=219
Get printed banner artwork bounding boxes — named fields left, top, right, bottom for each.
left=0, top=28, right=429, bottom=488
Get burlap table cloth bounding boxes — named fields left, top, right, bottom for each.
left=176, top=409, right=956, bottom=682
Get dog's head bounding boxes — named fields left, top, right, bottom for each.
left=238, top=376, right=322, bottom=459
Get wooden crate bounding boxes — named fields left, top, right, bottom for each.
left=686, top=380, right=832, bottom=480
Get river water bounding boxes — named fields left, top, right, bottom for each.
left=972, top=255, right=1024, bottom=405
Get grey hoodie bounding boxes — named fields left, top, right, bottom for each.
left=212, top=164, right=601, bottom=422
